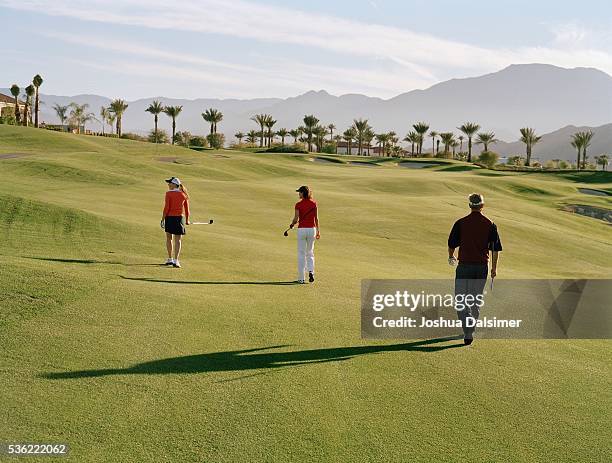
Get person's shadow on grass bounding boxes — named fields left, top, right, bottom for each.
left=120, top=276, right=301, bottom=285
left=40, top=337, right=464, bottom=380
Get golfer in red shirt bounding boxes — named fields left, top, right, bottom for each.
left=161, top=177, right=190, bottom=268
left=288, top=186, right=320, bottom=284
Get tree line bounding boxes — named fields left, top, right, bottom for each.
left=3, top=75, right=609, bottom=170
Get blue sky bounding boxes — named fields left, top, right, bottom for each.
left=2, top=0, right=611, bottom=99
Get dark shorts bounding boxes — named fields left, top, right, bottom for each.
left=165, top=216, right=186, bottom=235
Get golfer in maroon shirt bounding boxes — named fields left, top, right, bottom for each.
left=448, top=193, right=503, bottom=345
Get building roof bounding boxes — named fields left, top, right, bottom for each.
left=0, top=93, right=25, bottom=105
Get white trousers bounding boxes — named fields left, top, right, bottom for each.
left=297, top=227, right=316, bottom=281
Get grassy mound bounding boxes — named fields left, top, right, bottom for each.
left=0, top=126, right=610, bottom=462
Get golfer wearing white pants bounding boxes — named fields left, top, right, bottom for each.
left=289, top=186, right=320, bottom=283
left=297, top=227, right=316, bottom=282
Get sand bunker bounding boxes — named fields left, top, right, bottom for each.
left=399, top=161, right=438, bottom=169
left=578, top=188, right=610, bottom=197
left=562, top=204, right=612, bottom=223
left=0, top=153, right=29, bottom=159
left=349, top=161, right=377, bottom=167
left=312, top=157, right=343, bottom=164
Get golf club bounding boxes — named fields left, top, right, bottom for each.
left=191, top=219, right=214, bottom=225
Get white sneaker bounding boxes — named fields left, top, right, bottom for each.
left=173, top=261, right=181, bottom=268
left=165, top=258, right=174, bottom=265
left=296, top=279, right=305, bottom=284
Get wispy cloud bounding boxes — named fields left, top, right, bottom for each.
left=39, top=30, right=434, bottom=98
left=2, top=0, right=612, bottom=98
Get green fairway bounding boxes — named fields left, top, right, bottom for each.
left=1, top=125, right=611, bottom=462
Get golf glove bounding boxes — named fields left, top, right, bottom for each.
left=160, top=219, right=165, bottom=229
left=448, top=257, right=457, bottom=267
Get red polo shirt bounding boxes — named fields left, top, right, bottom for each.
left=295, top=199, right=317, bottom=228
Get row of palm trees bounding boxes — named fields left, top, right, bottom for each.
left=143, top=102, right=224, bottom=145
left=570, top=130, right=595, bottom=171
left=52, top=99, right=129, bottom=136
left=9, top=75, right=44, bottom=127
left=10, top=77, right=603, bottom=169
left=234, top=116, right=504, bottom=161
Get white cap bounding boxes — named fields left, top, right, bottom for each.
left=165, top=177, right=181, bottom=186
left=468, top=193, right=484, bottom=207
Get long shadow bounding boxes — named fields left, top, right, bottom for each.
left=121, top=276, right=301, bottom=285
left=41, top=337, right=464, bottom=380
left=24, top=257, right=165, bottom=267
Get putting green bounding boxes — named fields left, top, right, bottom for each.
left=1, top=125, right=610, bottom=462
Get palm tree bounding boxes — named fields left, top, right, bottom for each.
left=519, top=127, right=542, bottom=166
left=352, top=118, right=370, bottom=156
left=53, top=104, right=68, bottom=127
left=333, top=134, right=342, bottom=154
left=250, top=114, right=268, bottom=147
left=202, top=108, right=223, bottom=135
left=302, top=115, right=319, bottom=152
left=10, top=84, right=21, bottom=125
left=235, top=132, right=245, bottom=144
left=246, top=130, right=258, bottom=144
left=403, top=131, right=419, bottom=157
left=265, top=117, right=277, bottom=147
left=109, top=99, right=128, bottom=137
left=412, top=122, right=429, bottom=155
left=145, top=100, right=164, bottom=143
left=439, top=132, right=455, bottom=157
left=475, top=131, right=498, bottom=152
left=289, top=128, right=301, bottom=144
left=327, top=123, right=336, bottom=142
left=99, top=106, right=110, bottom=135
left=314, top=125, right=325, bottom=151
left=458, top=122, right=481, bottom=162
left=106, top=112, right=116, bottom=135
left=277, top=128, right=288, bottom=145
left=23, top=85, right=35, bottom=126
left=450, top=139, right=460, bottom=158
left=364, top=127, right=375, bottom=156
left=163, top=105, right=183, bottom=145
left=343, top=127, right=356, bottom=155
left=375, top=133, right=388, bottom=156
left=458, top=135, right=464, bottom=153
left=429, top=130, right=438, bottom=156
left=579, top=130, right=594, bottom=169
left=570, top=139, right=581, bottom=169
left=32, top=74, right=43, bottom=128
left=595, top=154, right=609, bottom=171
left=68, top=103, right=94, bottom=133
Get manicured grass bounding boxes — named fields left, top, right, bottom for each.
left=0, top=125, right=610, bottom=462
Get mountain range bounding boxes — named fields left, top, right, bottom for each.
left=3, top=63, right=611, bottom=160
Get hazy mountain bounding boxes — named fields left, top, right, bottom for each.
left=3, top=63, right=611, bottom=142
left=493, top=123, right=612, bottom=162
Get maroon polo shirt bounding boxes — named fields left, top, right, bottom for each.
left=448, top=210, right=502, bottom=264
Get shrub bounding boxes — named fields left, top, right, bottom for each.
left=0, top=115, right=16, bottom=125
left=321, top=143, right=337, bottom=154
left=507, top=155, right=525, bottom=167
left=477, top=151, right=499, bottom=168
left=121, top=132, right=147, bottom=142
left=189, top=136, right=208, bottom=148
left=175, top=131, right=191, bottom=147
left=148, top=129, right=169, bottom=144
left=558, top=160, right=570, bottom=169
left=207, top=133, right=225, bottom=149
